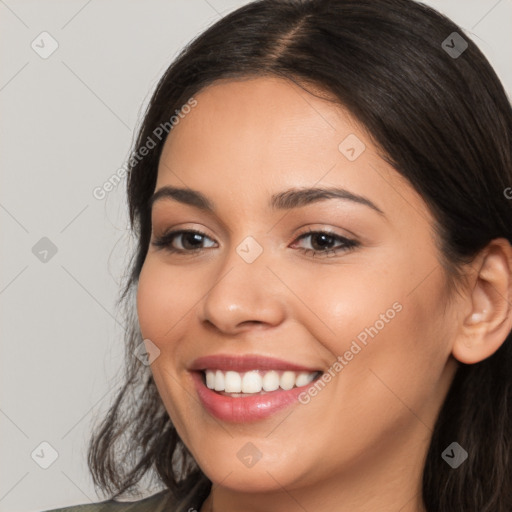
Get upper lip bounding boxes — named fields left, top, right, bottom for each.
left=189, top=354, right=321, bottom=373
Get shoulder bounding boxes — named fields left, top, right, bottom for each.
left=42, top=490, right=175, bottom=512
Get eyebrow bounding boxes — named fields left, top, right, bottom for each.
left=149, top=185, right=385, bottom=216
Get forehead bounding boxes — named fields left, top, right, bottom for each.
left=156, top=76, right=431, bottom=226
left=158, top=76, right=359, bottom=178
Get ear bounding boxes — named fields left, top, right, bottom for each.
left=452, top=238, right=512, bottom=364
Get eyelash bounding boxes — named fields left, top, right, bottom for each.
left=151, top=227, right=359, bottom=258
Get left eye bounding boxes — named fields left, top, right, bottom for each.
left=291, top=230, right=359, bottom=255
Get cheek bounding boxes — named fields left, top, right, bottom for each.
left=347, top=267, right=453, bottom=415
left=290, top=258, right=451, bottom=393
left=285, top=261, right=402, bottom=351
left=136, top=259, right=185, bottom=343
left=136, top=263, right=160, bottom=341
left=136, top=260, right=195, bottom=426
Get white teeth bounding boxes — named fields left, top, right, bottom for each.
left=214, top=370, right=224, bottom=392
left=204, top=369, right=318, bottom=394
left=280, top=371, right=295, bottom=390
left=206, top=371, right=216, bottom=389
left=242, top=371, right=263, bottom=393
left=295, top=372, right=316, bottom=387
left=224, top=371, right=242, bottom=393
left=262, top=370, right=280, bottom=392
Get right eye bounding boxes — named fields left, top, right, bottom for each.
left=152, top=229, right=217, bottom=254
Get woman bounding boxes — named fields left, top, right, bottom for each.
left=45, top=0, right=512, bottom=510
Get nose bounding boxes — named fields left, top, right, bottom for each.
left=199, top=244, right=287, bottom=335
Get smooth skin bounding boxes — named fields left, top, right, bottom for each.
left=136, top=76, right=512, bottom=512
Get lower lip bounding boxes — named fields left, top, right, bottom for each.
left=191, top=371, right=315, bottom=423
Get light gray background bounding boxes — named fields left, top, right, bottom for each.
left=1, top=1, right=511, bottom=511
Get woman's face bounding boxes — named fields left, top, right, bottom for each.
left=137, top=76, right=460, bottom=500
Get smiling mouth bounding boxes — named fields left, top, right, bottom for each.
left=200, top=369, right=323, bottom=396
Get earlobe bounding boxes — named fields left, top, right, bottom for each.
left=452, top=238, right=512, bottom=365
